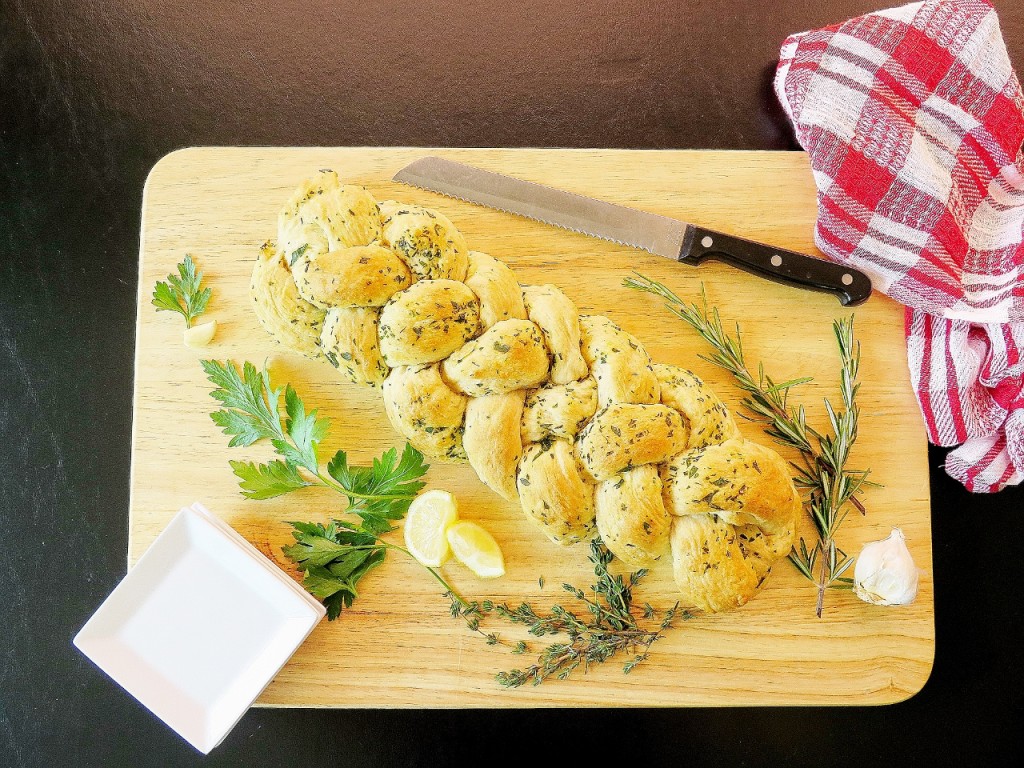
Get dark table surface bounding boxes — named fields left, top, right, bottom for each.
left=3, top=1, right=1023, bottom=765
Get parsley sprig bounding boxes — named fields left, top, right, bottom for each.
left=201, top=359, right=464, bottom=619
left=624, top=274, right=873, bottom=617
left=152, top=255, right=212, bottom=328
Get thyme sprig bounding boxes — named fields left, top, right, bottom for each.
left=450, top=541, right=690, bottom=687
left=624, top=274, right=872, bottom=617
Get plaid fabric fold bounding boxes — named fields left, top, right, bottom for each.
left=774, top=0, right=1024, bottom=492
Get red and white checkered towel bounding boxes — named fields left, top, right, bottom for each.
left=775, top=0, right=1024, bottom=492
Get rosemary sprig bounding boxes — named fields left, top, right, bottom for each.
left=200, top=359, right=468, bottom=618
left=624, top=274, right=872, bottom=617
left=451, top=541, right=690, bottom=687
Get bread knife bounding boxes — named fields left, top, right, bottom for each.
left=392, top=156, right=872, bottom=306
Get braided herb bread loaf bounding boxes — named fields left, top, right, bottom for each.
left=251, top=170, right=801, bottom=613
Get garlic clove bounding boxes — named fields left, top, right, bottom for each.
left=183, top=319, right=218, bottom=348
left=854, top=528, right=919, bottom=606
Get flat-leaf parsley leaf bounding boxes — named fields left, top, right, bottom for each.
left=152, top=255, right=212, bottom=328
left=201, top=359, right=464, bottom=619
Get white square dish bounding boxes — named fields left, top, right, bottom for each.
left=74, top=503, right=324, bottom=753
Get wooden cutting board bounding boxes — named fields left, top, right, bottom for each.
left=131, top=148, right=934, bottom=707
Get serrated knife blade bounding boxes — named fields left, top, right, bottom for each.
left=393, top=156, right=872, bottom=306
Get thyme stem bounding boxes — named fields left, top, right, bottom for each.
left=454, top=540, right=692, bottom=686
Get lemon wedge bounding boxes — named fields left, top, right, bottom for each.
left=403, top=490, right=459, bottom=567
left=446, top=521, right=505, bottom=579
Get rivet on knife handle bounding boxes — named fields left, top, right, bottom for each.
left=393, top=156, right=873, bottom=306
left=682, top=227, right=872, bottom=307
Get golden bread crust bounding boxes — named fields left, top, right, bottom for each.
left=522, top=284, right=589, bottom=385
left=319, top=307, right=389, bottom=387
left=596, top=465, right=671, bottom=567
left=655, top=364, right=740, bottom=449
left=463, top=391, right=526, bottom=501
left=662, top=438, right=801, bottom=610
left=579, top=315, right=660, bottom=406
left=293, top=245, right=412, bottom=309
left=661, top=438, right=800, bottom=548
left=520, top=377, right=598, bottom=444
left=670, top=514, right=770, bottom=613
left=277, top=171, right=382, bottom=261
left=250, top=241, right=326, bottom=359
left=382, top=364, right=468, bottom=462
left=379, top=201, right=469, bottom=281
left=576, top=403, right=689, bottom=482
left=516, top=440, right=596, bottom=545
left=378, top=279, right=481, bottom=366
left=442, top=319, right=550, bottom=396
left=465, top=251, right=527, bottom=328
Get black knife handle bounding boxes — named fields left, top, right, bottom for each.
left=680, top=227, right=872, bottom=306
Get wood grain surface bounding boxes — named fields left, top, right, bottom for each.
left=131, top=148, right=933, bottom=707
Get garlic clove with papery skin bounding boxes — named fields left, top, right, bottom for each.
left=854, top=528, right=919, bottom=606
